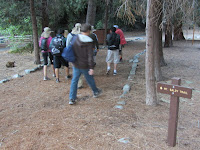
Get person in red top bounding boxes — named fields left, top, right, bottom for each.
left=113, top=25, right=127, bottom=61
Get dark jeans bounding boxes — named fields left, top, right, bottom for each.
left=69, top=67, right=98, bottom=100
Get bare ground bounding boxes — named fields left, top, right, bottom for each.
left=0, top=32, right=200, bottom=150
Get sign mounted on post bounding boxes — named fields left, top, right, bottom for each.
left=157, top=83, right=192, bottom=99
left=157, top=78, right=193, bottom=147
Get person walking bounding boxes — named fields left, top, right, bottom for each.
left=69, top=24, right=102, bottom=105
left=89, top=26, right=99, bottom=66
left=66, top=23, right=81, bottom=47
left=39, top=27, right=55, bottom=80
left=106, top=27, right=120, bottom=75
left=50, top=29, right=71, bottom=83
left=113, top=25, right=127, bottom=61
left=66, top=23, right=84, bottom=89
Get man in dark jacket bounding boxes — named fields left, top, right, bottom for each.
left=69, top=24, right=102, bottom=105
left=106, top=27, right=120, bottom=75
left=89, top=26, right=99, bottom=65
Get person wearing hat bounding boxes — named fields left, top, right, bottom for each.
left=113, top=25, right=127, bottom=62
left=89, top=26, right=99, bottom=66
left=66, top=23, right=81, bottom=47
left=39, top=27, right=55, bottom=80
left=66, top=23, right=84, bottom=89
left=68, top=24, right=102, bottom=105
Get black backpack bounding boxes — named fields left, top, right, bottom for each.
left=40, top=38, right=48, bottom=51
left=107, top=33, right=120, bottom=50
left=51, top=36, right=65, bottom=55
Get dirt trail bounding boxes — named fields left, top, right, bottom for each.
left=0, top=32, right=200, bottom=149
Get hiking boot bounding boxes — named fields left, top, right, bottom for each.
left=113, top=72, right=117, bottom=76
left=43, top=77, right=50, bottom=81
left=66, top=75, right=72, bottom=79
left=69, top=99, right=76, bottom=105
left=56, top=78, right=60, bottom=83
left=106, top=70, right=110, bottom=75
left=77, top=86, right=83, bottom=89
left=93, top=89, right=102, bottom=98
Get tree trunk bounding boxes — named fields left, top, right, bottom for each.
left=145, top=0, right=157, bottom=105
left=104, top=0, right=109, bottom=45
left=42, top=0, right=49, bottom=30
left=164, top=21, right=173, bottom=47
left=86, top=0, right=96, bottom=26
left=30, top=0, right=40, bottom=64
left=173, top=22, right=185, bottom=41
left=159, top=29, right=167, bottom=67
left=154, top=10, right=163, bottom=82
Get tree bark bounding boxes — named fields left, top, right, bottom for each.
left=104, top=0, right=109, bottom=45
left=154, top=10, right=163, bottom=82
left=86, top=0, right=96, bottom=26
left=42, top=0, right=49, bottom=30
left=173, top=22, right=185, bottom=41
left=159, top=30, right=167, bottom=67
left=145, top=0, right=157, bottom=105
left=164, top=21, right=173, bottom=47
left=30, top=0, right=40, bottom=64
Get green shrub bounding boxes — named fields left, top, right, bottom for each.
left=96, top=20, right=103, bottom=29
left=9, top=43, right=33, bottom=54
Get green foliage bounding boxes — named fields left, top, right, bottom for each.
left=0, top=0, right=30, bottom=31
left=0, top=25, right=33, bottom=54
left=47, top=0, right=88, bottom=30
left=0, top=25, right=23, bottom=36
left=0, top=0, right=146, bottom=38
left=96, top=20, right=103, bottom=29
left=9, top=43, right=33, bottom=54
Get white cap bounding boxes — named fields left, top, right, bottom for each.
left=113, top=25, right=119, bottom=28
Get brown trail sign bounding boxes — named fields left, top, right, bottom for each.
left=157, top=78, right=192, bottom=147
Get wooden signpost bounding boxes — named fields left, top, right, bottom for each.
left=157, top=77, right=192, bottom=147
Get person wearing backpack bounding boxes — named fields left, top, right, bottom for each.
left=89, top=26, right=99, bottom=66
left=66, top=23, right=81, bottom=47
left=68, top=24, right=102, bottom=105
left=113, top=25, right=127, bottom=62
left=39, top=27, right=55, bottom=81
left=106, top=27, right=121, bottom=75
left=50, top=29, right=71, bottom=83
left=66, top=23, right=84, bottom=89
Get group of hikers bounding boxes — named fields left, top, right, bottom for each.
left=39, top=23, right=126, bottom=105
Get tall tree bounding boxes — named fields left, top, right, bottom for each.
left=104, top=0, right=109, bottom=45
left=30, top=0, right=40, bottom=64
left=154, top=4, right=163, bottom=82
left=164, top=20, right=173, bottom=47
left=145, top=0, right=157, bottom=105
left=159, top=27, right=167, bottom=67
left=173, top=21, right=185, bottom=40
left=41, top=0, right=49, bottom=30
left=86, top=0, right=97, bottom=25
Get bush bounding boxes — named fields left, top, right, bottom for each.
left=96, top=20, right=103, bottom=29
left=9, top=43, right=34, bottom=54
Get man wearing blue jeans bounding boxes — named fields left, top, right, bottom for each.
left=69, top=24, right=102, bottom=105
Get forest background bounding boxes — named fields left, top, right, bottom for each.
left=1, top=0, right=200, bottom=105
